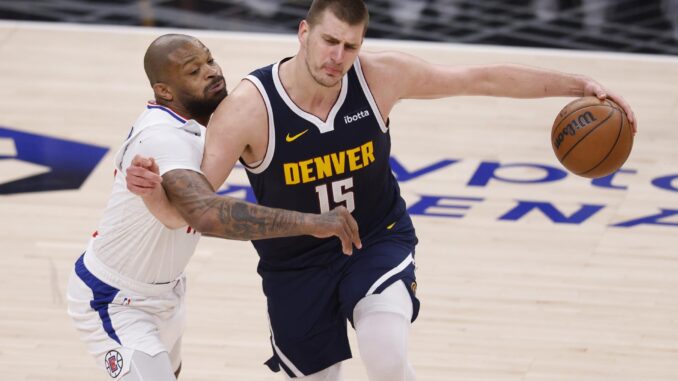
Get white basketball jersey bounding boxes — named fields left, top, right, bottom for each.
left=86, top=102, right=205, bottom=286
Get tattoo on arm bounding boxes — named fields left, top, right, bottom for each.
left=162, top=169, right=311, bottom=240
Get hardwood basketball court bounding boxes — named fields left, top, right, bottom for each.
left=0, top=21, right=677, bottom=380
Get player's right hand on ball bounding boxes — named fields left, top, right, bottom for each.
left=310, top=206, right=362, bottom=255
left=126, top=154, right=162, bottom=196
left=582, top=79, right=637, bottom=134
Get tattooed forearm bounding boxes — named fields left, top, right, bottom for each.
left=162, top=169, right=312, bottom=240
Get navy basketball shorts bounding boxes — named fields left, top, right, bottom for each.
left=261, top=213, right=420, bottom=378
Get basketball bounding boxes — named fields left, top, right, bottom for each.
left=551, top=96, right=633, bottom=178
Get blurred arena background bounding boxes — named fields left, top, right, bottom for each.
left=0, top=0, right=677, bottom=54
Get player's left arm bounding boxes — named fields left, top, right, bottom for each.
left=360, top=51, right=636, bottom=132
left=127, top=155, right=187, bottom=229
left=160, top=168, right=362, bottom=254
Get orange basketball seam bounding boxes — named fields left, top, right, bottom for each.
left=578, top=108, right=624, bottom=176
left=559, top=108, right=615, bottom=162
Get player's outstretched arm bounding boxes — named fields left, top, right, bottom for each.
left=361, top=51, right=636, bottom=132
left=162, top=168, right=361, bottom=254
left=451, top=64, right=636, bottom=132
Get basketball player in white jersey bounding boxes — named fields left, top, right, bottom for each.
left=127, top=1, right=637, bottom=379
left=67, top=34, right=361, bottom=381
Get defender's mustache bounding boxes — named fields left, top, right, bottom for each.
left=206, top=76, right=226, bottom=91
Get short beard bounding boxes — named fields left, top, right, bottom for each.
left=182, top=87, right=227, bottom=121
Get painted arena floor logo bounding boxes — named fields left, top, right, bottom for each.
left=0, top=126, right=108, bottom=195
left=219, top=158, right=678, bottom=230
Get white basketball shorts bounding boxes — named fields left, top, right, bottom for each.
left=66, top=253, right=186, bottom=379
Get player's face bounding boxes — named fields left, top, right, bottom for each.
left=167, top=41, right=227, bottom=117
left=302, top=10, right=364, bottom=88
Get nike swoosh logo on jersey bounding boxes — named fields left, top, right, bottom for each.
left=286, top=129, right=309, bottom=142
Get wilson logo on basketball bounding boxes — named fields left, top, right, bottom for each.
left=553, top=111, right=597, bottom=149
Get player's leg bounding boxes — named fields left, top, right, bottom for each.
left=163, top=280, right=186, bottom=380
left=67, top=254, right=184, bottom=380
left=283, top=363, right=343, bottom=381
left=118, top=350, right=177, bottom=381
left=119, top=269, right=186, bottom=380
left=338, top=213, right=419, bottom=381
left=168, top=337, right=182, bottom=379
left=260, top=261, right=352, bottom=379
left=353, top=281, right=415, bottom=381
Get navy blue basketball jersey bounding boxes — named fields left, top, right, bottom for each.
left=244, top=57, right=409, bottom=267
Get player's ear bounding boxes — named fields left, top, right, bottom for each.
left=153, top=82, right=173, bottom=102
left=298, top=20, right=309, bottom=45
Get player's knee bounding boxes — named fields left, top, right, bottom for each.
left=359, top=319, right=408, bottom=353
left=367, top=363, right=408, bottom=381
left=361, top=343, right=408, bottom=381
left=119, top=350, right=176, bottom=381
left=355, top=310, right=411, bottom=380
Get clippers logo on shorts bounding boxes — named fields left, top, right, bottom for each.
left=104, top=350, right=123, bottom=378
left=0, top=126, right=108, bottom=194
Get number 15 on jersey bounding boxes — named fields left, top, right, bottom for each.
left=315, top=178, right=355, bottom=213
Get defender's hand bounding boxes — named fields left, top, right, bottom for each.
left=310, top=206, right=362, bottom=255
left=583, top=79, right=637, bottom=134
left=126, top=154, right=162, bottom=196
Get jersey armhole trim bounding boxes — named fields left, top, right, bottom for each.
left=242, top=75, right=276, bottom=174
left=354, top=57, right=388, bottom=133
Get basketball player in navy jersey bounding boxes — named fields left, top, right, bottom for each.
left=128, top=1, right=636, bottom=379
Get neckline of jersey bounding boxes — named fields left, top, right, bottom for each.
left=146, top=101, right=188, bottom=124
left=271, top=57, right=349, bottom=134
